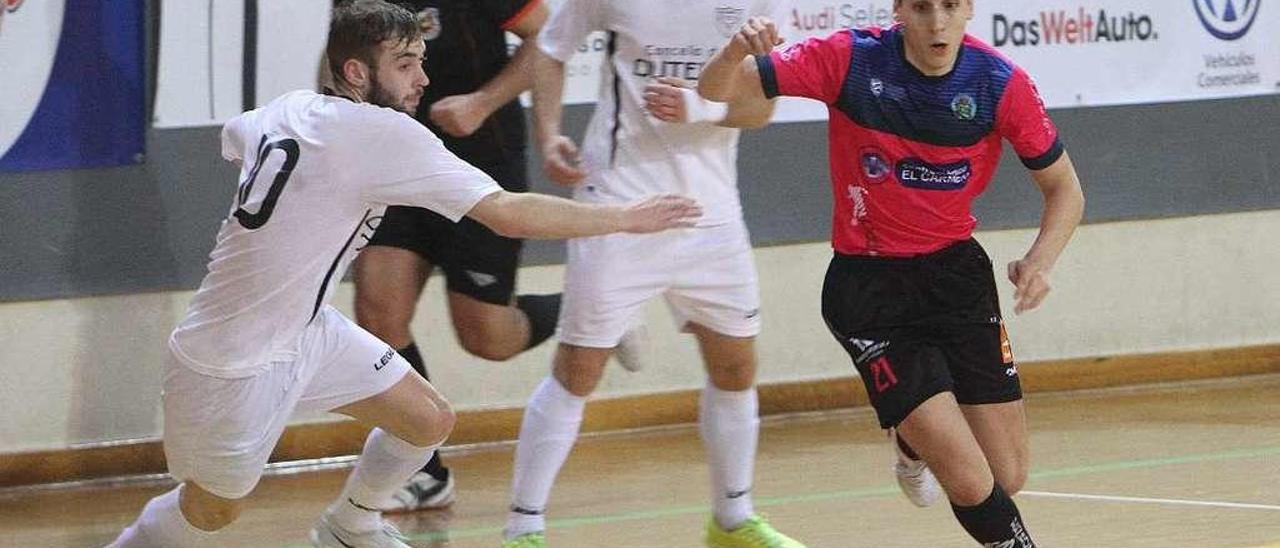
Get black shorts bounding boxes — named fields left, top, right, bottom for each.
left=366, top=159, right=527, bottom=306
left=821, top=239, right=1022, bottom=429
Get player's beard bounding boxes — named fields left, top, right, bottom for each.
left=368, top=77, right=414, bottom=115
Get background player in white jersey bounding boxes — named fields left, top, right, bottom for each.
left=500, top=1, right=803, bottom=547
left=106, top=2, right=700, bottom=547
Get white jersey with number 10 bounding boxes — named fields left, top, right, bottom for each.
left=170, top=90, right=501, bottom=378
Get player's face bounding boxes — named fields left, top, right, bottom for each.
left=367, top=38, right=429, bottom=114
left=894, top=0, right=973, bottom=76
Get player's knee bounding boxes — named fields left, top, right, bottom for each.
left=553, top=347, right=608, bottom=397
left=407, top=401, right=456, bottom=447
left=946, top=478, right=995, bottom=507
left=430, top=405, right=458, bottom=446
left=705, top=354, right=757, bottom=391
left=996, top=465, right=1028, bottom=496
left=354, top=295, right=414, bottom=341
left=456, top=328, right=520, bottom=361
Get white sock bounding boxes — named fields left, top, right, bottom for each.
left=701, top=384, right=760, bottom=530
left=505, top=377, right=586, bottom=539
left=327, top=428, right=438, bottom=533
left=108, top=485, right=217, bottom=547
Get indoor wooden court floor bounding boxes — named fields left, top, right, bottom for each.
left=3, top=374, right=1278, bottom=547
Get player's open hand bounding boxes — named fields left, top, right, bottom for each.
left=621, top=194, right=702, bottom=233
left=727, top=16, right=785, bottom=58
left=644, top=77, right=694, bottom=123
left=1007, top=258, right=1052, bottom=314
left=429, top=93, right=486, bottom=137
left=542, top=135, right=587, bottom=186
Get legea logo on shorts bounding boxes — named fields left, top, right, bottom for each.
left=896, top=158, right=972, bottom=191
left=1194, top=0, right=1261, bottom=41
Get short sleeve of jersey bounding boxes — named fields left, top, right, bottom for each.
left=353, top=111, right=502, bottom=222
left=220, top=114, right=249, bottom=163
left=538, top=0, right=603, bottom=62
left=480, top=0, right=543, bottom=30
left=756, top=29, right=853, bottom=104
left=996, top=68, right=1064, bottom=170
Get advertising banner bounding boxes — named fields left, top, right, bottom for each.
left=150, top=0, right=1277, bottom=127
left=0, top=0, right=146, bottom=171
left=771, top=0, right=1278, bottom=121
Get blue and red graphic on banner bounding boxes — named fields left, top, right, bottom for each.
left=0, top=0, right=145, bottom=172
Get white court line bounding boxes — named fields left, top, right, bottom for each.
left=1021, top=490, right=1280, bottom=511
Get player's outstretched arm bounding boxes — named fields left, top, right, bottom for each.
left=466, top=191, right=702, bottom=240
left=1007, top=152, right=1085, bottom=314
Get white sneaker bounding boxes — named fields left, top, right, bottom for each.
left=613, top=323, right=650, bottom=373
left=309, top=513, right=411, bottom=547
left=381, top=471, right=457, bottom=512
left=889, top=427, right=943, bottom=507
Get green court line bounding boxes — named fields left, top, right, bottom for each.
left=284, top=444, right=1280, bottom=546
left=1028, top=445, right=1280, bottom=480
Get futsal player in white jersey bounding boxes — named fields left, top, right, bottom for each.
left=500, top=1, right=803, bottom=547
left=106, top=2, right=700, bottom=547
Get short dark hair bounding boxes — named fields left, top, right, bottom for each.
left=327, top=0, right=421, bottom=85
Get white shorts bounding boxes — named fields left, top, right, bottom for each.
left=558, top=222, right=761, bottom=348
left=162, top=306, right=411, bottom=499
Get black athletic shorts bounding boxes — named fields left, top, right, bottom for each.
left=821, top=238, right=1022, bottom=429
left=366, top=158, right=527, bottom=305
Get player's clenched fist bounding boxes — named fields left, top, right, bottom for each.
left=541, top=134, right=587, bottom=186
left=727, top=16, right=784, bottom=58
left=620, top=194, right=702, bottom=233
left=429, top=94, right=486, bottom=137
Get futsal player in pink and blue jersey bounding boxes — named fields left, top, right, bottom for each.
left=698, top=1, right=1084, bottom=546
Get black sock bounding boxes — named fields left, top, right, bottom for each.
left=516, top=293, right=561, bottom=351
left=422, top=451, right=448, bottom=481
left=951, top=484, right=1036, bottom=547
left=398, top=342, right=428, bottom=380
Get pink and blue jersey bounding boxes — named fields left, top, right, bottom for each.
left=758, top=26, right=1063, bottom=256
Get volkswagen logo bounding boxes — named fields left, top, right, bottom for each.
left=1193, top=0, right=1262, bottom=41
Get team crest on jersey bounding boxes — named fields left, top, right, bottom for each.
left=416, top=7, right=441, bottom=41
left=869, top=78, right=884, bottom=97
left=951, top=93, right=977, bottom=121
left=860, top=147, right=890, bottom=183
left=714, top=6, right=746, bottom=38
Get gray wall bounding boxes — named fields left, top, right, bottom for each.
left=1, top=95, right=1278, bottom=303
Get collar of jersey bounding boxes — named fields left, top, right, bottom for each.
left=893, top=30, right=968, bottom=83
